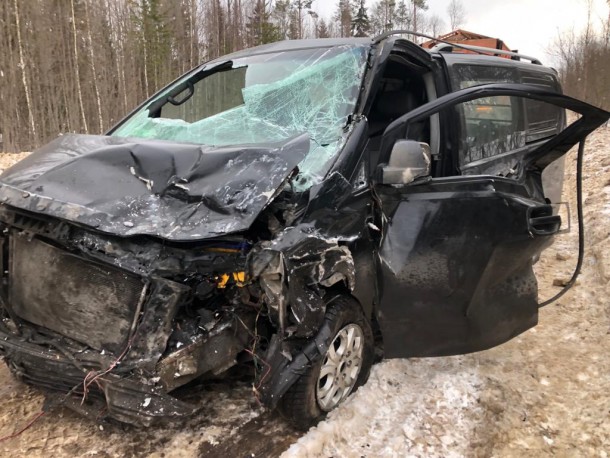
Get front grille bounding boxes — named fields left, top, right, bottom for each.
left=9, top=235, right=145, bottom=353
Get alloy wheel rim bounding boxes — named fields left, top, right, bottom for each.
left=316, top=323, right=364, bottom=411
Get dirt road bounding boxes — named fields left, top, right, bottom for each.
left=0, top=126, right=608, bottom=457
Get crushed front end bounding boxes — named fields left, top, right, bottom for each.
left=0, top=41, right=371, bottom=427
left=0, top=206, right=259, bottom=426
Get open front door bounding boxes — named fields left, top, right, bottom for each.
left=375, top=83, right=609, bottom=358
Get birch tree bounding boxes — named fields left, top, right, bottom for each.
left=447, top=0, right=465, bottom=30
left=13, top=0, right=37, bottom=143
left=70, top=0, right=88, bottom=133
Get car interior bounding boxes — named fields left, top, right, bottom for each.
left=365, top=51, right=440, bottom=177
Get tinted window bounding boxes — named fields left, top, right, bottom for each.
left=452, top=65, right=524, bottom=165
left=458, top=93, right=525, bottom=165
left=452, top=64, right=563, bottom=168
left=520, top=72, right=563, bottom=142
left=160, top=68, right=247, bottom=122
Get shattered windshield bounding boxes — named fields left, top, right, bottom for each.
left=112, top=45, right=368, bottom=189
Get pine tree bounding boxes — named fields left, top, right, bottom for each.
left=411, top=0, right=428, bottom=35
left=272, top=0, right=292, bottom=39
left=316, top=17, right=330, bottom=38
left=351, top=0, right=370, bottom=37
left=132, top=0, right=171, bottom=94
left=284, top=0, right=314, bottom=40
left=247, top=0, right=280, bottom=45
left=394, top=0, right=410, bottom=30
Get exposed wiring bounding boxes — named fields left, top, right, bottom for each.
left=243, top=348, right=271, bottom=406
left=539, top=139, right=586, bottom=307
left=81, top=333, right=136, bottom=403
left=242, top=306, right=272, bottom=405
left=250, top=306, right=264, bottom=355
left=0, top=323, right=136, bottom=442
left=81, top=283, right=149, bottom=402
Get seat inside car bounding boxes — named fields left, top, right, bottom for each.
left=366, top=57, right=430, bottom=173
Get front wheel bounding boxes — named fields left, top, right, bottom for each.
left=278, top=295, right=374, bottom=429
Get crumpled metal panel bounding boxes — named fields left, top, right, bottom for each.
left=249, top=224, right=356, bottom=337
left=0, top=133, right=309, bottom=240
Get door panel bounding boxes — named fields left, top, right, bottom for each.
left=377, top=178, right=549, bottom=357
left=375, top=84, right=609, bottom=358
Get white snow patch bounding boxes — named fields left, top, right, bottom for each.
left=282, top=356, right=484, bottom=457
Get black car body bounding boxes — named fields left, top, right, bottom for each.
left=0, top=35, right=607, bottom=427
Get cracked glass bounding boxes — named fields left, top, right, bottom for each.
left=452, top=64, right=563, bottom=168
left=112, top=45, right=368, bottom=190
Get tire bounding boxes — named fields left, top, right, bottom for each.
left=278, top=295, right=374, bottom=430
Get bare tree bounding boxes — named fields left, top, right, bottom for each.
left=84, top=0, right=103, bottom=133
left=70, top=0, right=88, bottom=133
left=424, top=14, right=445, bottom=37
left=447, top=0, right=465, bottom=30
left=549, top=0, right=610, bottom=110
left=0, top=0, right=480, bottom=153
left=13, top=0, right=37, bottom=143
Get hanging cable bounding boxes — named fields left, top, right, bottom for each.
left=539, top=139, right=586, bottom=307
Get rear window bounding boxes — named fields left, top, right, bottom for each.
left=521, top=72, right=564, bottom=142
left=452, top=65, right=563, bottom=168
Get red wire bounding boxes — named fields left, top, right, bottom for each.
left=81, top=334, right=136, bottom=404
left=0, top=411, right=45, bottom=443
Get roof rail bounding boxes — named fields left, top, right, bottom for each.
left=430, top=43, right=542, bottom=65
left=373, top=29, right=464, bottom=46
left=372, top=30, right=542, bottom=65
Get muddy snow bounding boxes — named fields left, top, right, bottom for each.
left=0, top=126, right=609, bottom=457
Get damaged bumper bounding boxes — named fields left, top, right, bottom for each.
left=0, top=300, right=251, bottom=426
left=0, top=331, right=197, bottom=425
left=0, top=208, right=256, bottom=426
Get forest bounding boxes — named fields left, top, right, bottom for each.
left=0, top=0, right=608, bottom=152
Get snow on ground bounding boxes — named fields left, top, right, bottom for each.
left=283, top=357, right=484, bottom=457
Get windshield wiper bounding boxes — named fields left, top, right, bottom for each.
left=147, top=60, right=233, bottom=117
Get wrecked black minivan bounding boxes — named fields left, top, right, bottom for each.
left=0, top=34, right=608, bottom=429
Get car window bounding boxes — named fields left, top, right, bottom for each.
left=160, top=67, right=248, bottom=122
left=112, top=46, right=368, bottom=190
left=520, top=71, right=564, bottom=143
left=452, top=64, right=563, bottom=169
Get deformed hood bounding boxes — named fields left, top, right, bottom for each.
left=0, top=134, right=309, bottom=240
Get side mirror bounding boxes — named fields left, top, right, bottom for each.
left=381, top=140, right=432, bottom=185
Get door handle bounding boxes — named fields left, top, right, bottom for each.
left=527, top=205, right=561, bottom=236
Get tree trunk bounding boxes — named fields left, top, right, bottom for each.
left=13, top=0, right=37, bottom=146
left=84, top=0, right=103, bottom=133
left=70, top=0, right=88, bottom=133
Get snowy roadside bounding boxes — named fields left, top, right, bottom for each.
left=283, top=357, right=485, bottom=457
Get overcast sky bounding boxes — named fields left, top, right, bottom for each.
left=314, top=0, right=609, bottom=66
